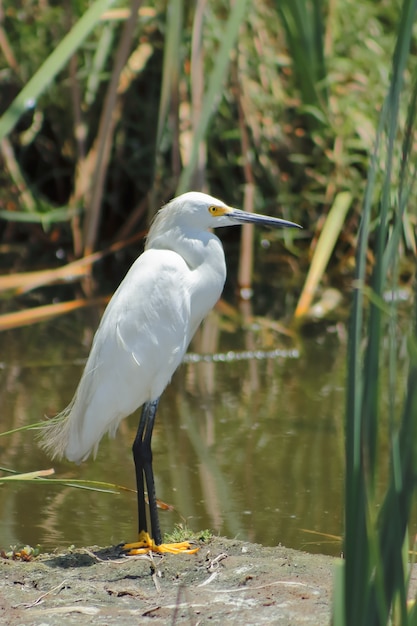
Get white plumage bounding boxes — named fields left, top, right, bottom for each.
left=40, top=191, right=300, bottom=465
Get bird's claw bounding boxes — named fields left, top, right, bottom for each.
left=123, top=531, right=199, bottom=555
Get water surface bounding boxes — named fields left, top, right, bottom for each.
left=0, top=309, right=345, bottom=556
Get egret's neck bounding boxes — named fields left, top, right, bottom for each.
left=146, top=225, right=226, bottom=333
left=146, top=224, right=224, bottom=274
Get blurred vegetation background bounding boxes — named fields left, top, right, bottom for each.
left=0, top=0, right=415, bottom=321
left=3, top=3, right=417, bottom=621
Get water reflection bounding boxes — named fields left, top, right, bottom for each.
left=0, top=310, right=345, bottom=556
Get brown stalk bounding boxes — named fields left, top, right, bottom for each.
left=113, top=195, right=148, bottom=242
left=170, top=41, right=181, bottom=183
left=0, top=297, right=109, bottom=332
left=0, top=229, right=146, bottom=295
left=69, top=37, right=153, bottom=247
left=233, top=58, right=256, bottom=298
left=68, top=47, right=86, bottom=258
left=190, top=0, right=208, bottom=190
left=0, top=137, right=37, bottom=211
left=83, top=0, right=143, bottom=257
left=0, top=0, right=19, bottom=75
left=0, top=263, right=88, bottom=295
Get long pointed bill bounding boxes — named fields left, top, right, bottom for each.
left=225, top=208, right=302, bottom=229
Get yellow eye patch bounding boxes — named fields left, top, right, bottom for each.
left=208, top=205, right=228, bottom=216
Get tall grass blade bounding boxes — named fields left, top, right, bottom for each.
left=0, top=467, right=129, bottom=494
left=0, top=468, right=55, bottom=479
left=333, top=560, right=346, bottom=626
left=0, top=0, right=115, bottom=141
left=339, top=0, right=417, bottom=624
left=155, top=0, right=183, bottom=155
left=273, top=0, right=328, bottom=125
left=0, top=206, right=82, bottom=224
left=294, top=191, right=352, bottom=320
left=84, top=22, right=116, bottom=108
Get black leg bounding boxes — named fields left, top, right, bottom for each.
left=132, top=398, right=161, bottom=545
left=127, top=398, right=198, bottom=554
left=132, top=405, right=149, bottom=536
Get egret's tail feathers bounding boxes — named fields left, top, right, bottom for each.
left=38, top=402, right=75, bottom=461
left=39, top=358, right=141, bottom=463
left=38, top=395, right=124, bottom=463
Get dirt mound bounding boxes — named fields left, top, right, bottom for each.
left=0, top=537, right=335, bottom=625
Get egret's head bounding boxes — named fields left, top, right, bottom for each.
left=151, top=191, right=302, bottom=234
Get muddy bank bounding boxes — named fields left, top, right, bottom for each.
left=0, top=537, right=336, bottom=625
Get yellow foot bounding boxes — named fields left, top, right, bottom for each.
left=123, top=531, right=199, bottom=555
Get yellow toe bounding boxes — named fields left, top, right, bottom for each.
left=123, top=531, right=199, bottom=555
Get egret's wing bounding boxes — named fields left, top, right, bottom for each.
left=96, top=249, right=192, bottom=382
left=51, top=249, right=192, bottom=461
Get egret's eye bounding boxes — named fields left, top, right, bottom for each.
left=208, top=205, right=225, bottom=216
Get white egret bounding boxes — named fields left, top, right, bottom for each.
left=40, top=191, right=301, bottom=554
